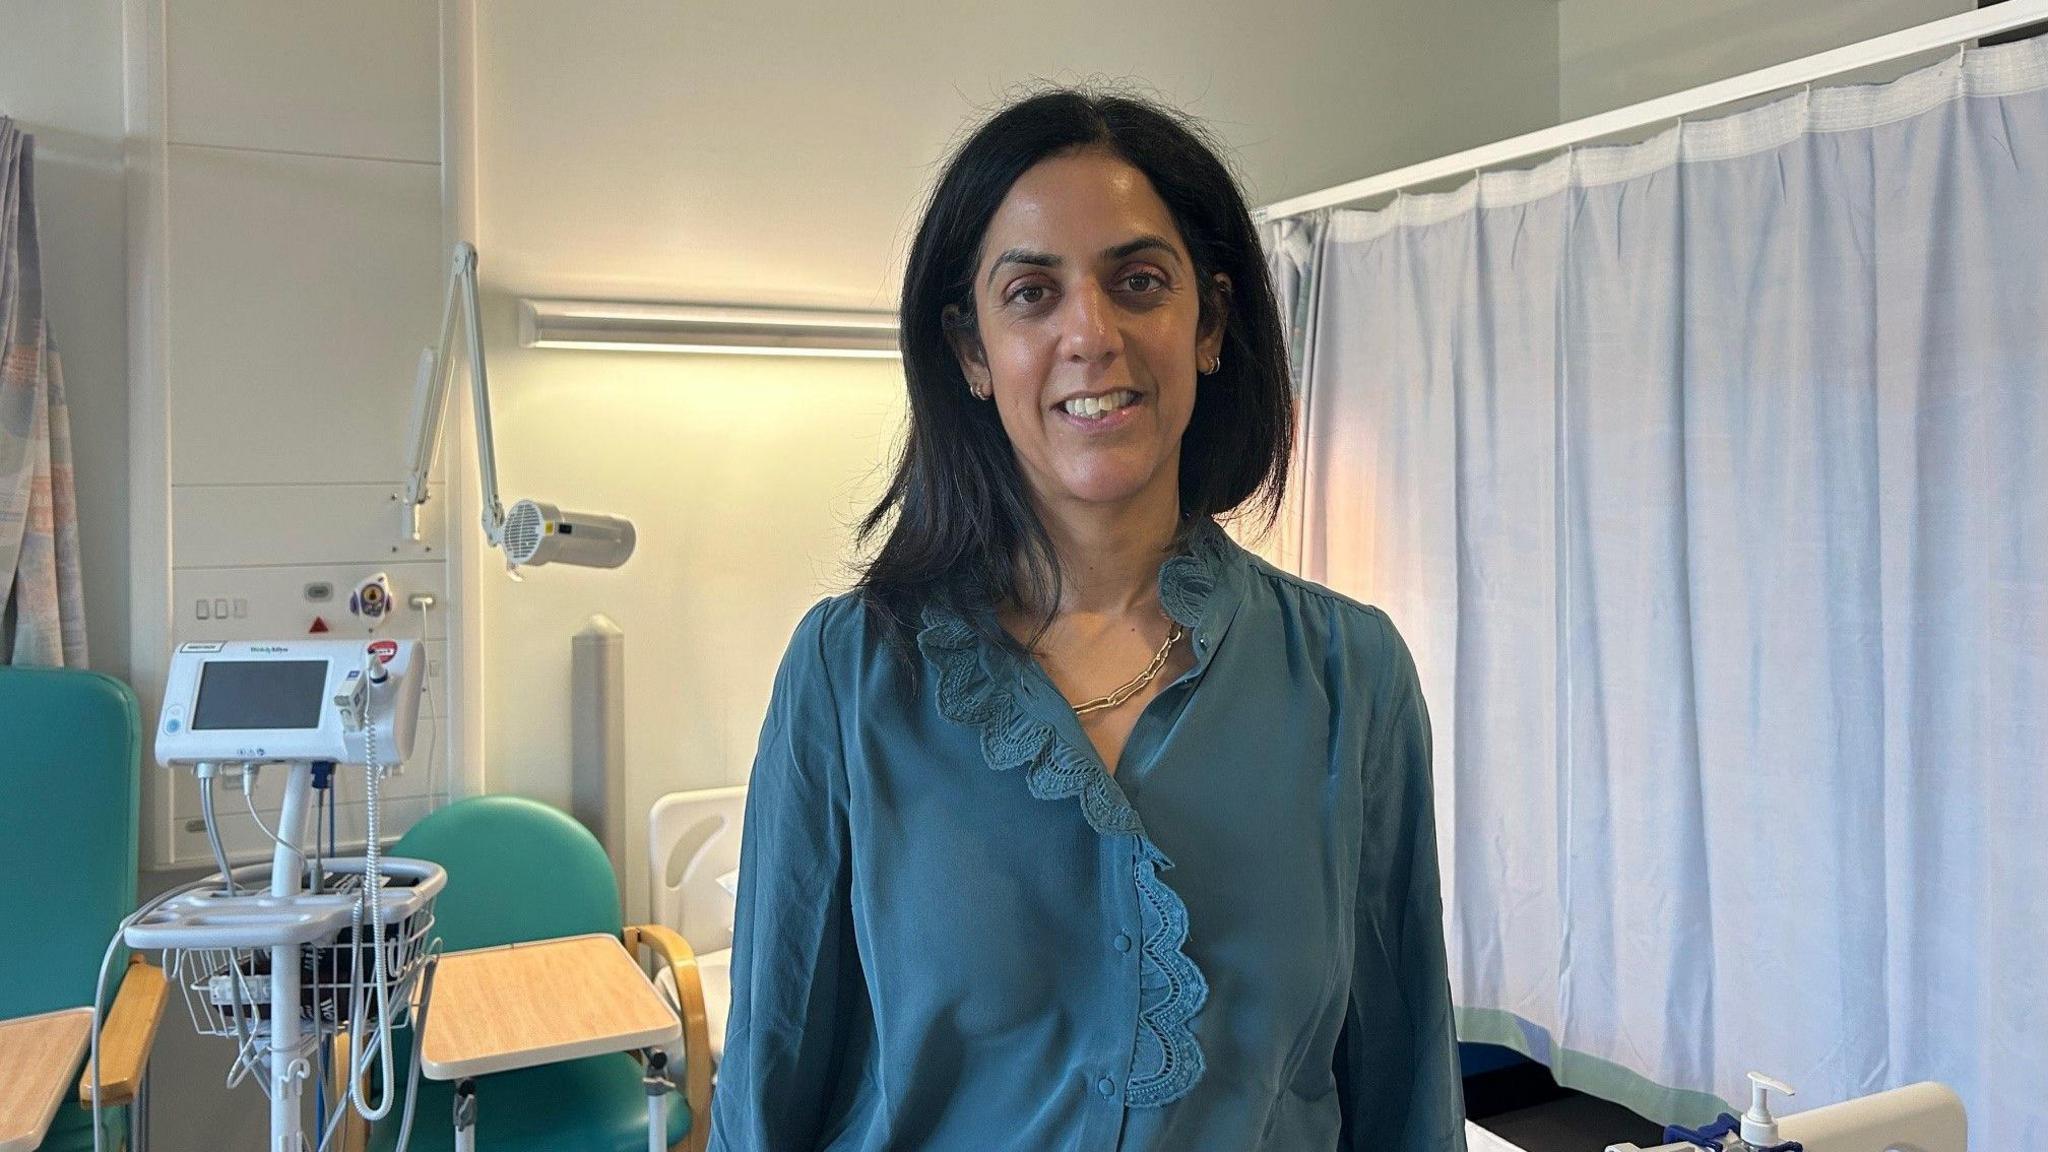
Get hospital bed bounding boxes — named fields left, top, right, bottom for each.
left=647, top=786, right=747, bottom=1077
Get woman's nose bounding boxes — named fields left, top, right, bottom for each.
left=1059, top=280, right=1121, bottom=363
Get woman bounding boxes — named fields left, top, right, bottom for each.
left=709, top=87, right=1465, bottom=1152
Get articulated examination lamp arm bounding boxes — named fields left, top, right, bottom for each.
left=401, top=241, right=506, bottom=548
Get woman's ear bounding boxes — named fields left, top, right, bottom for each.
left=1198, top=272, right=1233, bottom=357
left=942, top=302, right=992, bottom=392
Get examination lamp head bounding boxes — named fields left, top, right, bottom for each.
left=500, top=499, right=637, bottom=569
left=403, top=241, right=639, bottom=572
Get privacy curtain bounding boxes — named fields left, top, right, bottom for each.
left=0, top=118, right=87, bottom=667
left=1260, top=41, right=2047, bottom=1147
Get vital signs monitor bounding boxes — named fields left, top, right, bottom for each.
left=157, top=639, right=425, bottom=767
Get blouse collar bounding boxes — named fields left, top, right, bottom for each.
left=1151, top=513, right=1249, bottom=678
left=917, top=514, right=1251, bottom=727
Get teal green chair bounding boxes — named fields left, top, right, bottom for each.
left=355, top=796, right=711, bottom=1152
left=0, top=666, right=167, bottom=1152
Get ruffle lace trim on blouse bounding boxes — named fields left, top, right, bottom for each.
left=913, top=520, right=1231, bottom=1107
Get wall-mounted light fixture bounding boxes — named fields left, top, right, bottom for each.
left=404, top=245, right=637, bottom=569
left=517, top=298, right=901, bottom=358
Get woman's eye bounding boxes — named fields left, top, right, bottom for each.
left=1122, top=272, right=1164, bottom=292
left=1010, top=285, right=1047, bottom=305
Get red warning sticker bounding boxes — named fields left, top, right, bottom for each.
left=368, top=639, right=399, bottom=664
left=310, top=617, right=331, bottom=634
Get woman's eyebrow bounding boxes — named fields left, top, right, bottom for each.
left=984, top=234, right=1182, bottom=290
left=1101, top=234, right=1180, bottom=264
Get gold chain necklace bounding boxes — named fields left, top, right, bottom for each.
left=1069, top=613, right=1185, bottom=716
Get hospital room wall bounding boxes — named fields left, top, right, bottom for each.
left=1556, top=0, right=1974, bottom=119
left=0, top=0, right=130, bottom=682
left=123, top=0, right=458, bottom=871
left=460, top=0, right=1565, bottom=923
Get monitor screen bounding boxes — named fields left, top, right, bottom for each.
left=192, top=660, right=329, bottom=731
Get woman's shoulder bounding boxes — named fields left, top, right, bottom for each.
left=780, top=591, right=870, bottom=667
left=769, top=592, right=934, bottom=733
left=1237, top=547, right=1398, bottom=637
left=781, top=590, right=908, bottom=681
left=1229, top=546, right=1418, bottom=691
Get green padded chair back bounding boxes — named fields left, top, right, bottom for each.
left=392, top=795, right=621, bottom=952
left=369, top=800, right=677, bottom=1152
left=0, top=666, right=142, bottom=1019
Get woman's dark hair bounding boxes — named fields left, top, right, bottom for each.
left=853, top=83, right=1294, bottom=668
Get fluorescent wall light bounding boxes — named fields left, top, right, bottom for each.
left=518, top=298, right=901, bottom=358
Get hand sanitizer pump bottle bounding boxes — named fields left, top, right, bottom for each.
left=1740, top=1072, right=1795, bottom=1149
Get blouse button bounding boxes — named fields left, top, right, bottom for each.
left=1096, top=1077, right=1117, bottom=1098
left=1113, top=933, right=1133, bottom=953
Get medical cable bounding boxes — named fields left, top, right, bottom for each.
left=318, top=943, right=438, bottom=1152
left=218, top=775, right=264, bottom=1093
left=316, top=938, right=437, bottom=1152
left=310, top=761, right=333, bottom=896
left=202, top=764, right=261, bottom=1085
left=87, top=871, right=235, bottom=1152
left=244, top=765, right=307, bottom=865
left=315, top=1037, right=327, bottom=1143
left=314, top=764, right=330, bottom=1146
left=317, top=758, right=337, bottom=1144
left=410, top=596, right=439, bottom=803
left=347, top=653, right=398, bottom=1123
left=384, top=946, right=438, bottom=1152
left=321, top=766, right=333, bottom=873
left=199, top=762, right=236, bottom=896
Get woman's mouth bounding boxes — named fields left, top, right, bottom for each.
left=1054, top=389, right=1142, bottom=431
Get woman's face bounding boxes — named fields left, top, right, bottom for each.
left=949, top=146, right=1228, bottom=519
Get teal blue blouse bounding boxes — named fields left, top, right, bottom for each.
left=707, top=517, right=1466, bottom=1151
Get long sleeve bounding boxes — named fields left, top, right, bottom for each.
left=708, top=598, right=868, bottom=1151
left=1335, top=612, right=1467, bottom=1152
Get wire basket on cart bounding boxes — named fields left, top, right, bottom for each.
left=306, top=865, right=439, bottom=1030
left=127, top=857, right=446, bottom=1089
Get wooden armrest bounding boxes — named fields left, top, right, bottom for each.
left=327, top=1029, right=369, bottom=1152
left=77, top=956, right=169, bottom=1106
left=624, top=924, right=713, bottom=1152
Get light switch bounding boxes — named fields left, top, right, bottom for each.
left=232, top=598, right=249, bottom=619
left=212, top=598, right=229, bottom=618
left=195, top=599, right=210, bottom=620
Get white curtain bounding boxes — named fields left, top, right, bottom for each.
left=1261, top=41, right=2048, bottom=1147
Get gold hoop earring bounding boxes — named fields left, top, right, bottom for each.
left=1203, top=354, right=1222, bottom=375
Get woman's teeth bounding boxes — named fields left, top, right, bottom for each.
left=1062, top=390, right=1139, bottom=418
